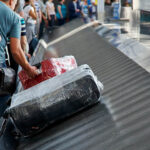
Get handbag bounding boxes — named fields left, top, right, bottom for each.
left=0, top=67, right=16, bottom=95
left=0, top=25, right=16, bottom=96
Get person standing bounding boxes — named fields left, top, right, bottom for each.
left=23, top=0, right=37, bottom=44
left=0, top=0, right=37, bottom=76
left=56, top=0, right=67, bottom=26
left=7, top=1, right=30, bottom=72
left=91, top=0, right=97, bottom=21
left=16, top=0, right=25, bottom=17
left=34, top=0, right=42, bottom=36
left=68, top=0, right=81, bottom=20
left=0, top=0, right=38, bottom=117
left=46, top=0, right=56, bottom=29
left=38, top=0, right=48, bottom=39
left=81, top=0, right=89, bottom=23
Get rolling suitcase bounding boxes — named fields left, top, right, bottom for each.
left=19, top=56, right=77, bottom=89
left=5, top=65, right=103, bottom=137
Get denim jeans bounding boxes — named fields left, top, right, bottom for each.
left=49, top=15, right=55, bottom=28
left=58, top=18, right=65, bottom=26
left=39, top=18, right=45, bottom=39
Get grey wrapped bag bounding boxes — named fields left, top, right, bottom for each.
left=5, top=65, right=103, bottom=137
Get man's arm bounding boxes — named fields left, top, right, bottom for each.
left=10, top=37, right=38, bottom=78
left=42, top=13, right=48, bottom=26
left=58, top=6, right=63, bottom=19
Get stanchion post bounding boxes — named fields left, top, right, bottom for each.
left=97, top=0, right=104, bottom=23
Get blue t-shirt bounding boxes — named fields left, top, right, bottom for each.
left=82, top=4, right=88, bottom=16
left=0, top=1, right=21, bottom=64
left=56, top=4, right=67, bottom=19
left=87, top=0, right=91, bottom=5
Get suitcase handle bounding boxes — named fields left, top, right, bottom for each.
left=34, top=63, right=42, bottom=74
left=34, top=63, right=41, bottom=69
left=0, top=118, right=8, bottom=137
left=36, top=69, right=42, bottom=74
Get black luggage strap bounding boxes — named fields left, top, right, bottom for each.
left=0, top=99, right=11, bottom=137
left=0, top=118, right=8, bottom=137
left=0, top=68, right=4, bottom=88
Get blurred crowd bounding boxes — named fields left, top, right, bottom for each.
left=17, top=0, right=98, bottom=42
left=0, top=0, right=132, bottom=78
left=0, top=0, right=98, bottom=77
left=105, top=0, right=132, bottom=7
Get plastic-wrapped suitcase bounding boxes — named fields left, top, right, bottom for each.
left=5, top=65, right=103, bottom=137
left=19, top=56, right=77, bottom=89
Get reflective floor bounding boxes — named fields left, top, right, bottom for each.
left=95, top=11, right=150, bottom=73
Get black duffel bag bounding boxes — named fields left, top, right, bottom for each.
left=0, top=68, right=16, bottom=96
left=0, top=25, right=16, bottom=96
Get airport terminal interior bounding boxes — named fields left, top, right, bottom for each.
left=1, top=0, right=150, bottom=150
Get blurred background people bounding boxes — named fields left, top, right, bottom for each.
left=68, top=0, right=81, bottom=20
left=105, top=0, right=111, bottom=6
left=23, top=0, right=37, bottom=44
left=34, top=0, right=42, bottom=37
left=38, top=0, right=48, bottom=39
left=81, top=0, right=89, bottom=23
left=7, top=0, right=30, bottom=73
left=46, top=0, right=56, bottom=29
left=91, top=0, right=97, bottom=21
left=56, top=0, right=67, bottom=25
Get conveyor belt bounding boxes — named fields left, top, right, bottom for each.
left=0, top=19, right=149, bottom=150
left=42, top=18, right=84, bottom=43
left=16, top=19, right=150, bottom=150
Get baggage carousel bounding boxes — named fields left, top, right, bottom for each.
left=2, top=18, right=150, bottom=150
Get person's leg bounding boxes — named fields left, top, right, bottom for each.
left=26, top=24, right=33, bottom=44
left=48, top=15, right=51, bottom=27
left=50, top=15, right=55, bottom=28
left=62, top=18, right=65, bottom=25
left=59, top=18, right=65, bottom=26
left=35, top=18, right=40, bottom=37
left=32, top=24, right=36, bottom=39
left=39, top=18, right=45, bottom=39
left=83, top=17, right=87, bottom=23
left=58, top=19, right=61, bottom=26
left=28, top=24, right=37, bottom=55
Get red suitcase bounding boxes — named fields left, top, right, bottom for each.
left=19, top=56, right=77, bottom=89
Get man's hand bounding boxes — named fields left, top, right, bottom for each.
left=25, top=53, right=31, bottom=59
left=25, top=66, right=38, bottom=78
left=44, top=19, right=48, bottom=27
left=48, top=16, right=51, bottom=20
left=76, top=9, right=80, bottom=12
